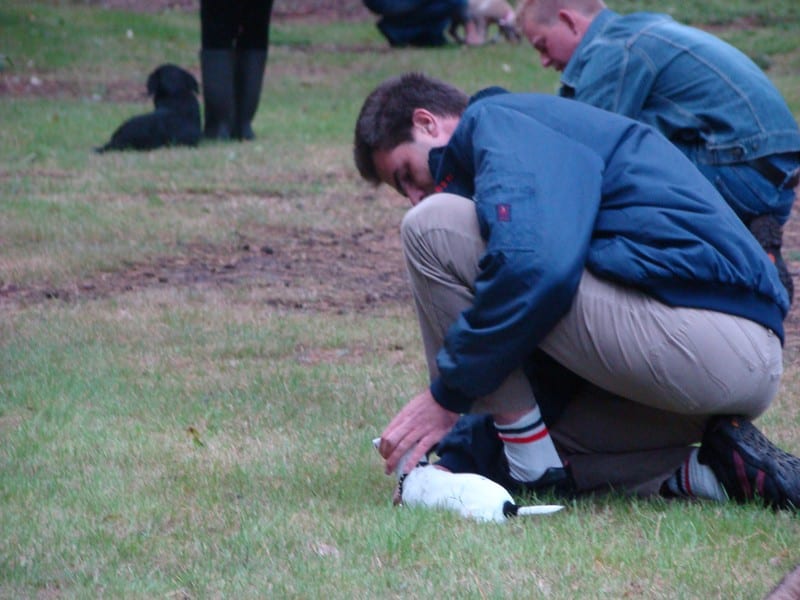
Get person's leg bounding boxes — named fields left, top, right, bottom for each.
left=401, top=193, right=563, bottom=484
left=199, top=0, right=237, bottom=139
left=401, top=193, right=538, bottom=416
left=538, top=270, right=797, bottom=507
left=539, top=269, right=783, bottom=419
left=200, top=0, right=237, bottom=49
left=372, top=0, right=467, bottom=46
left=434, top=401, right=699, bottom=498
left=548, top=383, right=704, bottom=496
left=363, top=0, right=439, bottom=18
left=693, top=158, right=797, bottom=226
left=749, top=212, right=794, bottom=304
left=232, top=0, right=274, bottom=140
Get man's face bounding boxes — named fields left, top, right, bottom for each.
left=522, top=14, right=582, bottom=71
left=373, top=136, right=436, bottom=206
left=373, top=110, right=455, bottom=205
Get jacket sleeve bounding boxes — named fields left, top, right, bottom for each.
left=569, top=42, right=657, bottom=120
left=430, top=103, right=605, bottom=413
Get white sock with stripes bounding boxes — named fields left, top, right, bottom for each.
left=666, top=447, right=727, bottom=502
left=495, top=407, right=562, bottom=483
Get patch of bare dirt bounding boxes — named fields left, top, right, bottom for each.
left=0, top=75, right=146, bottom=102
left=0, top=223, right=410, bottom=314
left=1, top=203, right=797, bottom=357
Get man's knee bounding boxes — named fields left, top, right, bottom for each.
left=401, top=192, right=473, bottom=230
left=400, top=193, right=476, bottom=248
left=400, top=193, right=485, bottom=280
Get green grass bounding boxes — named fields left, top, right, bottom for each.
left=610, top=0, right=800, bottom=25
left=3, top=295, right=799, bottom=598
left=1, top=1, right=800, bottom=598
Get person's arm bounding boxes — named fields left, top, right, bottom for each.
left=430, top=103, right=604, bottom=413
left=378, top=388, right=459, bottom=475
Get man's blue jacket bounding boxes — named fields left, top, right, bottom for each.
left=559, top=9, right=800, bottom=166
left=427, top=91, right=789, bottom=414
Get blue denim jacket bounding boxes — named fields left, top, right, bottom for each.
left=559, top=10, right=800, bottom=166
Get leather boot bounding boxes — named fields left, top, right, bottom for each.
left=233, top=50, right=267, bottom=140
left=200, top=49, right=236, bottom=140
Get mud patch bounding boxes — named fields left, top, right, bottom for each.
left=0, top=224, right=411, bottom=314
left=0, top=75, right=147, bottom=102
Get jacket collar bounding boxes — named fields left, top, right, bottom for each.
left=560, top=8, right=617, bottom=90
left=426, top=87, right=510, bottom=196
left=428, top=146, right=462, bottom=194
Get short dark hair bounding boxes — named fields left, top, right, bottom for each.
left=353, top=73, right=469, bottom=184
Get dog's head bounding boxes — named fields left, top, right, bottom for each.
left=146, top=63, right=199, bottom=99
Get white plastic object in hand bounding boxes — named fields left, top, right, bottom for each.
left=401, top=465, right=564, bottom=523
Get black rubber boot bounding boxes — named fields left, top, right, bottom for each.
left=233, top=50, right=267, bottom=140
left=200, top=49, right=236, bottom=140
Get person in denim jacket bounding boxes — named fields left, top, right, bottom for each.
left=517, top=0, right=800, bottom=303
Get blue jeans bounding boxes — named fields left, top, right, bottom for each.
left=364, top=0, right=467, bottom=46
left=692, top=154, right=798, bottom=226
left=364, top=0, right=456, bottom=17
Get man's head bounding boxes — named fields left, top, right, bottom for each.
left=354, top=73, right=468, bottom=204
left=516, top=0, right=604, bottom=70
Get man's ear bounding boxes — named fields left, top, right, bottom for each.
left=557, top=8, right=591, bottom=36
left=556, top=9, right=579, bottom=34
left=411, top=108, right=438, bottom=136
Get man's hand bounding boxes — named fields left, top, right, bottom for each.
left=378, top=388, right=460, bottom=475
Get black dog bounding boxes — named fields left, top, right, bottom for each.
left=96, top=64, right=201, bottom=152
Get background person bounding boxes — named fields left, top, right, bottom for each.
left=363, top=0, right=468, bottom=47
left=354, top=73, right=800, bottom=509
left=516, top=0, right=800, bottom=303
left=200, top=0, right=274, bottom=140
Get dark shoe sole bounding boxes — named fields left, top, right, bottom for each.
left=699, top=416, right=800, bottom=509
left=515, top=465, right=577, bottom=499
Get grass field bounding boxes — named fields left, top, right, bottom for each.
left=1, top=1, right=799, bottom=597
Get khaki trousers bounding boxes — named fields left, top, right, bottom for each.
left=401, top=193, right=783, bottom=494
